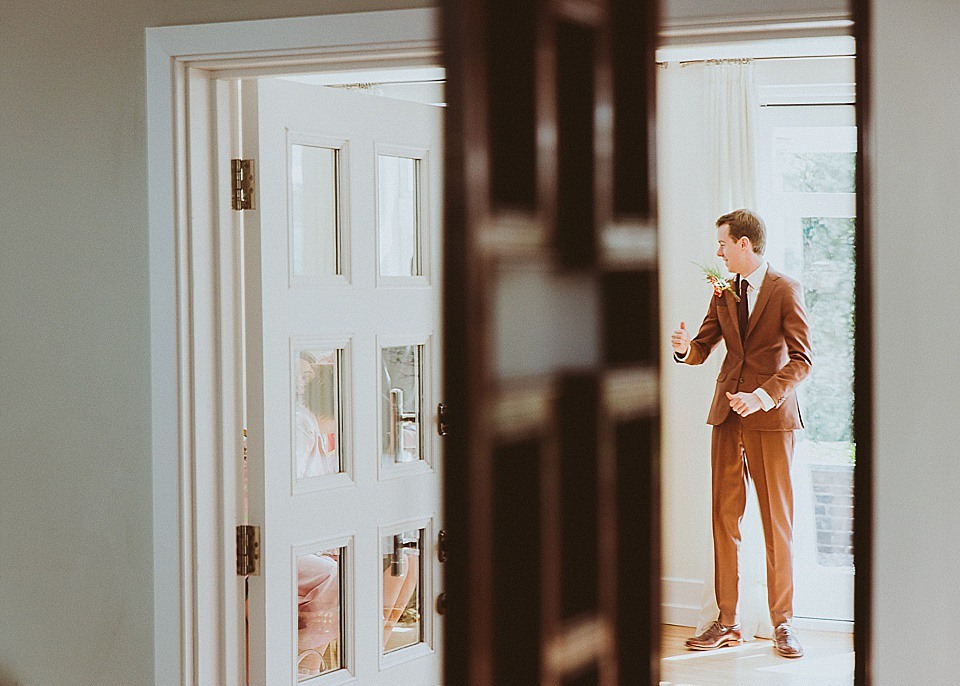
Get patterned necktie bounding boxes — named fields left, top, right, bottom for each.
left=738, top=277, right=749, bottom=342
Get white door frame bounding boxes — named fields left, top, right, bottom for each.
left=145, top=10, right=440, bottom=685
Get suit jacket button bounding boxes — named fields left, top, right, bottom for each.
left=739, top=378, right=744, bottom=384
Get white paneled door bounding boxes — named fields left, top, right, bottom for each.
left=242, top=77, right=444, bottom=685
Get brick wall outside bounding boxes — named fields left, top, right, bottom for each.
left=810, top=464, right=854, bottom=568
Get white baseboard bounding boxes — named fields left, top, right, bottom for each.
left=660, top=577, right=854, bottom=633
left=793, top=617, right=854, bottom=633
left=662, top=577, right=705, bottom=628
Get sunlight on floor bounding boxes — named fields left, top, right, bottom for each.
left=661, top=625, right=854, bottom=686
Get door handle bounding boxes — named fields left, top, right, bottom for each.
left=390, top=534, right=419, bottom=577
left=437, top=529, right=448, bottom=563
left=388, top=388, right=418, bottom=463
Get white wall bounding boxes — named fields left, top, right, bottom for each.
left=656, top=61, right=718, bottom=624
left=664, top=0, right=847, bottom=22
left=660, top=0, right=850, bottom=44
left=871, top=0, right=960, bottom=683
left=0, top=3, right=429, bottom=686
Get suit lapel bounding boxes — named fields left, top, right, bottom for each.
left=745, top=267, right=779, bottom=340
left=721, top=284, right=744, bottom=351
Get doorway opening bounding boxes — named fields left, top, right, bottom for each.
left=657, top=34, right=858, bottom=685
left=145, top=11, right=444, bottom=685
left=148, top=8, right=873, bottom=686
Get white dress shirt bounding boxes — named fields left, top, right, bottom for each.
left=741, top=261, right=767, bottom=325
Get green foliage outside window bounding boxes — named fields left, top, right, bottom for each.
left=782, top=152, right=856, bottom=194
left=799, top=216, right=855, bottom=451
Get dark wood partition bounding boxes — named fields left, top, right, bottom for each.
left=852, top=0, right=874, bottom=684
left=443, top=0, right=661, bottom=683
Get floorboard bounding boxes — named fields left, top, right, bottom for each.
left=660, top=624, right=854, bottom=686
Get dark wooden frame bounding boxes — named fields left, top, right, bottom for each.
left=852, top=0, right=873, bottom=684
left=443, top=0, right=661, bottom=685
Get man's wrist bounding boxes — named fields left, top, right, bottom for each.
left=753, top=388, right=775, bottom=411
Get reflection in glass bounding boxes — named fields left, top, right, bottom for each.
left=291, top=145, right=339, bottom=277
left=381, top=345, right=422, bottom=466
left=297, top=549, right=343, bottom=680
left=382, top=530, right=423, bottom=653
left=378, top=155, right=421, bottom=277
left=295, top=349, right=341, bottom=479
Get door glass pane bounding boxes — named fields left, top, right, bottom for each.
left=381, top=345, right=422, bottom=466
left=297, top=548, right=343, bottom=680
left=295, top=349, right=341, bottom=479
left=382, top=529, right=423, bottom=653
left=378, top=155, right=421, bottom=277
left=291, top=144, right=339, bottom=277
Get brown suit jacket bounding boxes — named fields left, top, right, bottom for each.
left=678, top=266, right=813, bottom=430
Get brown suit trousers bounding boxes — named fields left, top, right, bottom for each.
left=680, top=266, right=812, bottom=627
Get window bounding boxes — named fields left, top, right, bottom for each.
left=757, top=100, right=856, bottom=620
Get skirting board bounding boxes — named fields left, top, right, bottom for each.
left=661, top=577, right=854, bottom=634
left=662, top=577, right=705, bottom=628
left=793, top=617, right=854, bottom=633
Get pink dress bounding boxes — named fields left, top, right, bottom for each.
left=297, top=553, right=339, bottom=651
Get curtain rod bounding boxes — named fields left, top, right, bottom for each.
left=657, top=53, right=854, bottom=67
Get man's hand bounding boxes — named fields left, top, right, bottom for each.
left=671, top=322, right=690, bottom=355
left=726, top=391, right=762, bottom=417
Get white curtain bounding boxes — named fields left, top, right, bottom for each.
left=705, top=59, right=758, bottom=214
left=694, top=58, right=774, bottom=642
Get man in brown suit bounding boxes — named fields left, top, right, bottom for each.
left=672, top=209, right=812, bottom=658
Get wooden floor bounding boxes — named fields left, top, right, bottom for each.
left=661, top=625, right=854, bottom=686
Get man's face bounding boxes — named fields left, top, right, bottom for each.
left=716, top=223, right=748, bottom=275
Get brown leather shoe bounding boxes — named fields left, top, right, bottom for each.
left=773, top=623, right=804, bottom=658
left=684, top=621, right=743, bottom=651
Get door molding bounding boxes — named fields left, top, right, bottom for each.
left=145, top=10, right=440, bottom=685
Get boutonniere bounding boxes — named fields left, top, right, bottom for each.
left=694, top=262, right=741, bottom=302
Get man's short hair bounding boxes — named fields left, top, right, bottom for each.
left=716, top=209, right=766, bottom=255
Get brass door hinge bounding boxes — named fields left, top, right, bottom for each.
left=231, top=159, right=255, bottom=211
left=236, top=525, right=260, bottom=576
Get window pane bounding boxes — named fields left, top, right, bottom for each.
left=800, top=216, right=855, bottom=569
left=382, top=529, right=423, bottom=653
left=381, top=345, right=423, bottom=466
left=799, top=216, right=855, bottom=444
left=294, top=349, right=341, bottom=479
left=297, top=548, right=343, bottom=680
left=291, top=145, right=339, bottom=277
left=781, top=152, right=856, bottom=193
left=378, top=155, right=421, bottom=277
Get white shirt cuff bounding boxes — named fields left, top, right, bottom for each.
left=675, top=346, right=690, bottom=362
left=754, top=388, right=775, bottom=411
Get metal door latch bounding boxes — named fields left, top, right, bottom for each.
left=437, top=402, right=449, bottom=436
left=437, top=529, right=448, bottom=563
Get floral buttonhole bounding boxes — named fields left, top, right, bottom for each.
left=694, top=262, right=741, bottom=302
